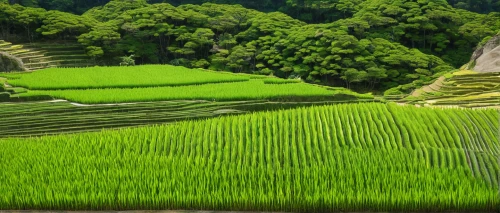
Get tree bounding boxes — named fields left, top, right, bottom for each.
left=341, top=68, right=366, bottom=89
left=14, top=7, right=45, bottom=41
left=226, top=45, right=253, bottom=72
left=36, top=10, right=96, bottom=40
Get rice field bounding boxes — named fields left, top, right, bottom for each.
left=0, top=103, right=498, bottom=211
left=0, top=100, right=356, bottom=137
left=19, top=80, right=372, bottom=104
left=3, top=65, right=250, bottom=90
left=262, top=78, right=302, bottom=84
left=1, top=65, right=372, bottom=104
left=405, top=71, right=500, bottom=108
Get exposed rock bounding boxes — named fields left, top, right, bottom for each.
left=469, top=35, right=500, bottom=72
left=474, top=45, right=500, bottom=73
left=0, top=51, right=26, bottom=72
left=470, top=35, right=500, bottom=62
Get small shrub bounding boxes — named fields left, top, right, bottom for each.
left=120, top=55, right=135, bottom=66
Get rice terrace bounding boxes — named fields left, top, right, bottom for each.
left=0, top=0, right=500, bottom=212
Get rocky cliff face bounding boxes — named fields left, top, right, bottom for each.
left=0, top=52, right=26, bottom=72
left=468, top=35, right=500, bottom=72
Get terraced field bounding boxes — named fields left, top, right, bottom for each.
left=0, top=65, right=375, bottom=137
left=0, top=100, right=359, bottom=138
left=0, top=65, right=373, bottom=104
left=0, top=103, right=498, bottom=211
left=1, top=63, right=497, bottom=212
left=0, top=40, right=94, bottom=71
left=407, top=70, right=500, bottom=108
left=4, top=65, right=251, bottom=90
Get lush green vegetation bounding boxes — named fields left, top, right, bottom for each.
left=2, top=0, right=499, bottom=94
left=19, top=80, right=371, bottom=104
left=262, top=78, right=302, bottom=84
left=1, top=1, right=498, bottom=211
left=0, top=65, right=372, bottom=104
left=5, top=65, right=251, bottom=89
left=4, top=0, right=499, bottom=18
left=0, top=103, right=498, bottom=211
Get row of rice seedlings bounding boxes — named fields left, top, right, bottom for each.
left=0, top=103, right=498, bottom=211
left=6, top=65, right=251, bottom=90
left=455, top=111, right=491, bottom=154
left=464, top=110, right=500, bottom=155
left=387, top=104, right=489, bottom=151
left=0, top=137, right=495, bottom=211
left=0, top=101, right=258, bottom=137
left=262, top=78, right=302, bottom=84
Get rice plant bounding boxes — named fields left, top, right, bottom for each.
left=6, top=65, right=250, bottom=90
left=0, top=103, right=498, bottom=211
left=20, top=80, right=373, bottom=104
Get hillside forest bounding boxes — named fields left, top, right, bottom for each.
left=1, top=0, right=500, bottom=94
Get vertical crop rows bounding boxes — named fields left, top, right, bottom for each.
left=0, top=103, right=498, bottom=211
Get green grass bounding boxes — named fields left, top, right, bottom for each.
left=20, top=80, right=373, bottom=104
left=5, top=65, right=251, bottom=90
left=0, top=103, right=498, bottom=211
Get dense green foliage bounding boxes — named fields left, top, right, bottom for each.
left=6, top=65, right=251, bottom=89
left=2, top=0, right=499, bottom=93
left=4, top=0, right=499, bottom=16
left=0, top=103, right=498, bottom=211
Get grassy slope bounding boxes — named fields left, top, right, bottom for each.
left=0, top=103, right=498, bottom=211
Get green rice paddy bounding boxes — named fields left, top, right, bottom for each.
left=3, top=65, right=250, bottom=89
left=2, top=65, right=372, bottom=104
left=0, top=65, right=497, bottom=212
left=19, top=80, right=371, bottom=104
left=0, top=103, right=498, bottom=211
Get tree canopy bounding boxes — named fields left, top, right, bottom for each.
left=1, top=0, right=499, bottom=93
